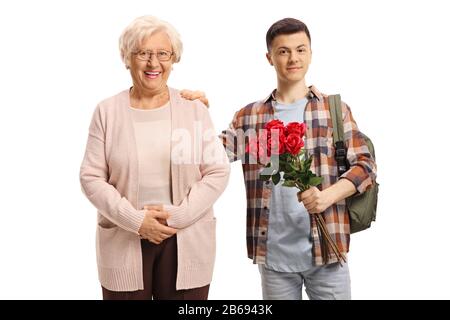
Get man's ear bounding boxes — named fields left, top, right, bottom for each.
left=266, top=52, right=273, bottom=66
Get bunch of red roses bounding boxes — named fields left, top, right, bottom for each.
left=246, top=119, right=346, bottom=265
left=246, top=119, right=306, bottom=162
left=246, top=119, right=321, bottom=189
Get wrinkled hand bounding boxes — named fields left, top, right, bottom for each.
left=138, top=207, right=177, bottom=244
left=144, top=205, right=167, bottom=225
left=180, top=89, right=209, bottom=108
left=299, top=187, right=334, bottom=214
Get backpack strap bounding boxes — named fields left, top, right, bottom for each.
left=328, top=94, right=348, bottom=176
left=329, top=94, right=344, bottom=142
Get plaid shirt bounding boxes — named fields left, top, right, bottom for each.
left=220, top=86, right=377, bottom=265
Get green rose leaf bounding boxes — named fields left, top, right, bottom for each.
left=272, top=172, right=281, bottom=185
left=308, top=176, right=323, bottom=186
left=281, top=161, right=292, bottom=172
left=289, top=162, right=299, bottom=171
left=284, top=173, right=294, bottom=180
left=282, top=180, right=296, bottom=187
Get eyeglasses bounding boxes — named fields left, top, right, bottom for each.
left=133, top=49, right=173, bottom=62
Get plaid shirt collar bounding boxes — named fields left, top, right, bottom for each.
left=262, top=85, right=324, bottom=104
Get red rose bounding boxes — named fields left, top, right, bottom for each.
left=258, top=144, right=270, bottom=164
left=265, top=119, right=285, bottom=133
left=286, top=122, right=306, bottom=138
left=285, top=134, right=304, bottom=155
left=268, top=134, right=286, bottom=155
left=265, top=120, right=287, bottom=156
left=256, top=132, right=271, bottom=162
left=245, top=137, right=259, bottom=160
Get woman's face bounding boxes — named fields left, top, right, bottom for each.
left=129, top=31, right=174, bottom=94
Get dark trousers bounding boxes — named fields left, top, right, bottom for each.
left=102, top=235, right=210, bottom=300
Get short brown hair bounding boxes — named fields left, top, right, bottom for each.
left=266, top=18, right=311, bottom=51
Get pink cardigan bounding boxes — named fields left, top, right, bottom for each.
left=80, top=88, right=230, bottom=291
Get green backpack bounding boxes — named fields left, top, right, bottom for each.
left=328, top=94, right=379, bottom=234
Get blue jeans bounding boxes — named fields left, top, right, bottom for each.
left=258, top=262, right=351, bottom=300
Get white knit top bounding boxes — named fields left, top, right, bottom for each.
left=129, top=102, right=172, bottom=209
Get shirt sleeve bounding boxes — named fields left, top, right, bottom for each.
left=338, top=102, right=377, bottom=194
left=219, top=110, right=246, bottom=163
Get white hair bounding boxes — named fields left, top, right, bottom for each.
left=119, top=15, right=183, bottom=67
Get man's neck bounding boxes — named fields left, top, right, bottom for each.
left=275, top=80, right=309, bottom=104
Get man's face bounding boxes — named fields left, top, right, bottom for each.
left=266, top=32, right=312, bottom=84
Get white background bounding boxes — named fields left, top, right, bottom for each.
left=0, top=0, right=449, bottom=299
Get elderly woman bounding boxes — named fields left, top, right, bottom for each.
left=80, top=16, right=230, bottom=300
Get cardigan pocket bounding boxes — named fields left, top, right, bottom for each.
left=96, top=225, right=133, bottom=268
left=178, top=217, right=216, bottom=266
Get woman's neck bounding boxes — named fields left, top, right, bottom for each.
left=130, top=86, right=169, bottom=110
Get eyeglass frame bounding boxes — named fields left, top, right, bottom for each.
left=132, top=49, right=174, bottom=62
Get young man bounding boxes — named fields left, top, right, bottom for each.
left=184, top=18, right=376, bottom=300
